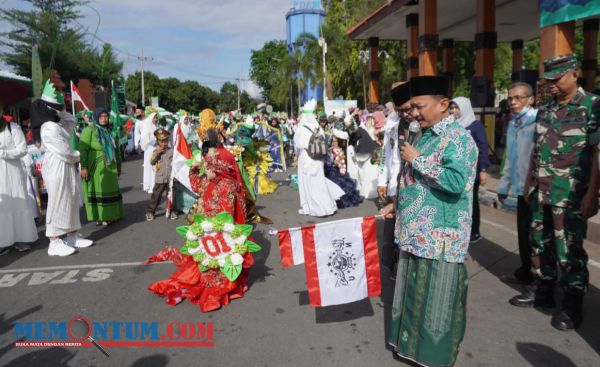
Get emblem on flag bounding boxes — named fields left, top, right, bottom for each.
left=328, top=238, right=358, bottom=288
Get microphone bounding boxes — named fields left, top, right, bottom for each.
left=406, top=120, right=421, bottom=145
left=397, top=121, right=421, bottom=188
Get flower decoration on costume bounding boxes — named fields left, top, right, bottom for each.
left=176, top=212, right=261, bottom=282
left=185, top=149, right=206, bottom=176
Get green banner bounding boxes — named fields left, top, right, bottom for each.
left=31, top=44, right=43, bottom=98
left=540, top=0, right=600, bottom=27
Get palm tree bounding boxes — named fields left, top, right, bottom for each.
left=291, top=32, right=323, bottom=105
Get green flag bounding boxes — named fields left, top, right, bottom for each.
left=110, top=81, right=124, bottom=143
left=31, top=44, right=43, bottom=98
left=540, top=0, right=600, bottom=27
left=70, top=128, right=79, bottom=151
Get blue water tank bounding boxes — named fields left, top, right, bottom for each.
left=286, top=1, right=326, bottom=105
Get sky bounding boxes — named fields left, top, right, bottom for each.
left=0, top=0, right=298, bottom=98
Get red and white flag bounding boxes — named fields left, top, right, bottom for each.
left=166, top=124, right=196, bottom=216
left=171, top=124, right=194, bottom=193
left=278, top=216, right=381, bottom=307
left=70, top=81, right=90, bottom=110
left=277, top=226, right=305, bottom=268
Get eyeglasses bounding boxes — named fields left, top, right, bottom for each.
left=507, top=95, right=530, bottom=102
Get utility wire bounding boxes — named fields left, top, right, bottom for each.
left=70, top=18, right=251, bottom=83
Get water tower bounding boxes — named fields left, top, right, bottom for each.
left=286, top=0, right=326, bottom=105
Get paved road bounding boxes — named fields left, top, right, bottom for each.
left=0, top=155, right=599, bottom=367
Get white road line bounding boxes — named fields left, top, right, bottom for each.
left=480, top=218, right=600, bottom=270
left=0, top=261, right=171, bottom=274
left=481, top=218, right=519, bottom=237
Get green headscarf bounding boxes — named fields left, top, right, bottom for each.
left=93, top=108, right=116, bottom=164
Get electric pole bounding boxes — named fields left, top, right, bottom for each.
left=235, top=77, right=241, bottom=112
left=138, top=49, right=153, bottom=107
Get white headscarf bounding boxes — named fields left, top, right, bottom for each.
left=452, top=97, right=476, bottom=128
left=178, top=115, right=191, bottom=137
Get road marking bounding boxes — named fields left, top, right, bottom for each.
left=481, top=218, right=518, bottom=236
left=480, top=218, right=600, bottom=270
left=0, top=261, right=171, bottom=274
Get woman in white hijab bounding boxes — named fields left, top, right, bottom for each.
left=0, top=115, right=38, bottom=254
left=294, top=100, right=344, bottom=217
left=450, top=97, right=490, bottom=243
left=140, top=112, right=158, bottom=193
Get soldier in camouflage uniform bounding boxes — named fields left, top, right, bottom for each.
left=510, top=55, right=600, bottom=331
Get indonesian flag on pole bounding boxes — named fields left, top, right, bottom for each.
left=277, top=226, right=305, bottom=268
left=70, top=81, right=89, bottom=110
left=279, top=216, right=381, bottom=307
left=171, top=124, right=195, bottom=193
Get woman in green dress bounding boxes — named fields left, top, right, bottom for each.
left=79, top=108, right=124, bottom=225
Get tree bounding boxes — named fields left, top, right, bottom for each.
left=125, top=71, right=222, bottom=114
left=250, top=40, right=288, bottom=101
left=124, top=71, right=161, bottom=107
left=0, top=0, right=123, bottom=87
left=218, top=82, right=252, bottom=113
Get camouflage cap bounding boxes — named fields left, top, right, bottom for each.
left=543, top=54, right=577, bottom=80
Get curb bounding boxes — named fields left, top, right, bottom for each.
left=479, top=188, right=517, bottom=213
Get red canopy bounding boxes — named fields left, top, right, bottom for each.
left=0, top=71, right=31, bottom=106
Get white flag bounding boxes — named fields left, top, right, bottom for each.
left=278, top=216, right=381, bottom=307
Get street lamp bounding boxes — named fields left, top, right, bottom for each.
left=83, top=4, right=101, bottom=45
left=318, top=37, right=327, bottom=102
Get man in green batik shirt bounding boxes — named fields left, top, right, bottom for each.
left=510, top=54, right=600, bottom=331
left=382, top=76, right=478, bottom=367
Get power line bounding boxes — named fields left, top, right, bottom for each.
left=70, top=18, right=251, bottom=83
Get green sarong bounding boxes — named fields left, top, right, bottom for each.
left=388, top=252, right=468, bottom=367
left=79, top=126, right=124, bottom=222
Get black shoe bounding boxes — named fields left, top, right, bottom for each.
left=509, top=289, right=536, bottom=307
left=551, top=311, right=580, bottom=331
left=509, top=281, right=556, bottom=309
left=470, top=233, right=482, bottom=243
left=551, top=294, right=583, bottom=331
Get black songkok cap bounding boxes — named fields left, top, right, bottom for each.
left=409, top=76, right=450, bottom=98
left=391, top=82, right=411, bottom=106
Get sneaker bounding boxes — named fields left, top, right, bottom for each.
left=470, top=233, right=482, bottom=243
left=169, top=213, right=179, bottom=220
left=146, top=213, right=155, bottom=221
left=48, top=239, right=76, bottom=256
left=67, top=233, right=94, bottom=248
left=298, top=209, right=308, bottom=215
left=13, top=243, right=32, bottom=252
